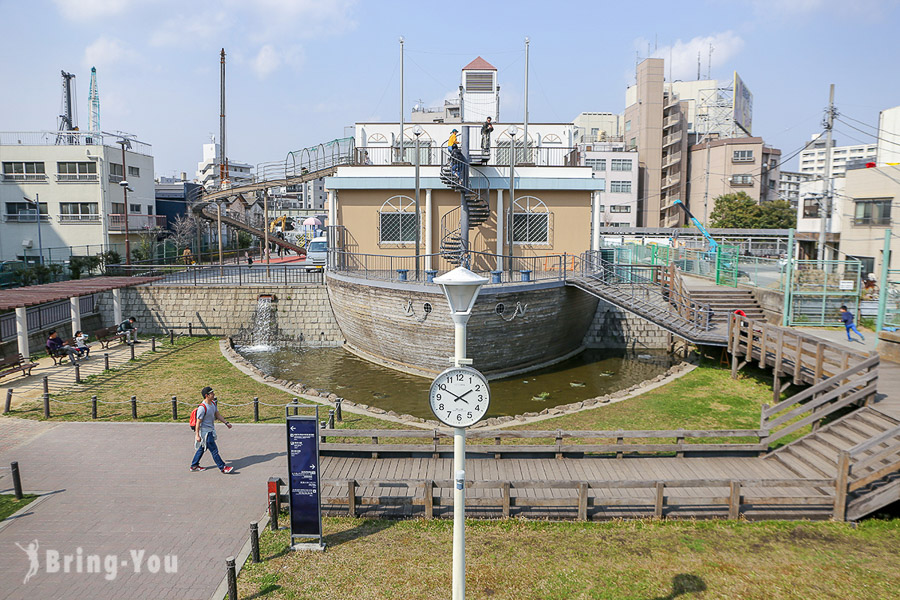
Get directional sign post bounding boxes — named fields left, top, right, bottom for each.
left=286, top=408, right=325, bottom=551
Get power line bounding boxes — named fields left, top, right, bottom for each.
left=837, top=117, right=900, bottom=148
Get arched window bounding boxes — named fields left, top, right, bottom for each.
left=511, top=196, right=550, bottom=245
left=541, top=134, right=562, bottom=144
left=378, top=195, right=418, bottom=244
left=368, top=133, right=388, bottom=144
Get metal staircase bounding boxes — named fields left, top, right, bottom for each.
left=438, top=150, right=491, bottom=265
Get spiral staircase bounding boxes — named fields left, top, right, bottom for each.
left=438, top=153, right=491, bottom=265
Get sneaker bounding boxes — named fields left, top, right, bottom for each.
left=221, top=466, right=234, bottom=474
left=190, top=465, right=205, bottom=472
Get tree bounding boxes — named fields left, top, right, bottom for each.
left=708, top=193, right=796, bottom=229
left=169, top=212, right=199, bottom=252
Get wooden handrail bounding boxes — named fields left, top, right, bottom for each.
left=849, top=423, right=900, bottom=457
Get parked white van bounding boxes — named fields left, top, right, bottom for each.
left=301, top=236, right=327, bottom=271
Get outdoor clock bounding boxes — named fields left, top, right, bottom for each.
left=429, top=366, right=491, bottom=428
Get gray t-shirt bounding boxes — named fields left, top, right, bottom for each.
left=197, top=401, right=217, bottom=433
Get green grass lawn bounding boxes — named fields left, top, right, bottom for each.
left=237, top=517, right=900, bottom=600
left=8, top=338, right=403, bottom=430
left=0, top=493, right=37, bottom=521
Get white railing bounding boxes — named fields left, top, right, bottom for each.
left=56, top=174, right=99, bottom=182
left=1, top=173, right=48, bottom=182
left=0, top=131, right=153, bottom=155
left=58, top=214, right=101, bottom=223
left=108, top=214, right=166, bottom=231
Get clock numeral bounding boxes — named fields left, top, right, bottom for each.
left=475, top=405, right=480, bottom=412
left=456, top=413, right=462, bottom=421
left=478, top=395, right=483, bottom=401
left=467, top=411, right=473, bottom=420
left=446, top=411, right=451, bottom=418
left=438, top=403, right=444, bottom=410
left=475, top=384, right=481, bottom=391
left=456, top=373, right=464, bottom=382
left=436, top=393, right=441, bottom=401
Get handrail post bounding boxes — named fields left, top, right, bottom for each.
left=833, top=450, right=850, bottom=521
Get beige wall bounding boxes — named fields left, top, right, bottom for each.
left=838, top=166, right=900, bottom=274
left=336, top=187, right=592, bottom=260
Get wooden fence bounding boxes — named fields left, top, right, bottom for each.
left=839, top=423, right=900, bottom=520
left=303, top=477, right=837, bottom=521
left=321, top=428, right=768, bottom=459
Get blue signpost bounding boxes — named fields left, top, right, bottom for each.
left=286, top=411, right=324, bottom=550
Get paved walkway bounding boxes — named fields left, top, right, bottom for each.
left=2, top=341, right=154, bottom=411
left=0, top=421, right=285, bottom=600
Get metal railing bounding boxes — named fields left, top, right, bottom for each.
left=354, top=144, right=579, bottom=168
left=1, top=173, right=48, bottom=182
left=111, top=264, right=324, bottom=286
left=56, top=174, right=99, bottom=182
left=0, top=131, right=153, bottom=155
left=0, top=295, right=98, bottom=343
left=58, top=214, right=101, bottom=223
left=108, top=214, right=167, bottom=231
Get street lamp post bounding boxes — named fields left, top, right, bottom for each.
left=507, top=126, right=518, bottom=277
left=413, top=125, right=423, bottom=281
left=117, top=139, right=133, bottom=265
left=433, top=267, right=489, bottom=600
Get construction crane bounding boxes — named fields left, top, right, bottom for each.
left=56, top=70, right=78, bottom=145
left=88, top=67, right=100, bottom=133
left=673, top=199, right=718, bottom=254
left=269, top=215, right=294, bottom=233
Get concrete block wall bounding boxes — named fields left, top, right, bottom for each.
left=583, top=299, right=669, bottom=349
left=96, top=285, right=343, bottom=346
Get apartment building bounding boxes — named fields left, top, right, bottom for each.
left=0, top=132, right=157, bottom=262
left=578, top=141, right=639, bottom=228
left=799, top=135, right=877, bottom=178
left=836, top=164, right=900, bottom=276
left=573, top=113, right=623, bottom=143
left=196, top=140, right=253, bottom=190
left=779, top=170, right=812, bottom=208
left=877, top=105, right=900, bottom=166
left=687, top=137, right=782, bottom=224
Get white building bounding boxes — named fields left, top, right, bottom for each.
left=0, top=131, right=158, bottom=262
left=573, top=113, right=623, bottom=143
left=779, top=170, right=812, bottom=208
left=798, top=134, right=877, bottom=178
left=196, top=139, right=253, bottom=190
left=877, top=105, right=900, bottom=166
left=577, top=141, right=638, bottom=227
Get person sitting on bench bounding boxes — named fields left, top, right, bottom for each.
left=47, top=330, right=80, bottom=365
left=117, top=317, right=140, bottom=344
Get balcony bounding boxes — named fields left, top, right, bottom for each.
left=662, top=151, right=682, bottom=169
left=109, top=174, right=124, bottom=184
left=1, top=173, right=47, bottom=182
left=661, top=173, right=681, bottom=189
left=3, top=213, right=50, bottom=222
left=57, top=174, right=99, bottom=183
left=59, top=214, right=101, bottom=223
left=730, top=176, right=754, bottom=187
left=662, top=132, right=682, bottom=148
left=663, top=113, right=681, bottom=128
left=852, top=216, right=891, bottom=227
left=108, top=214, right=167, bottom=231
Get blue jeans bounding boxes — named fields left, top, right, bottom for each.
left=191, top=431, right=226, bottom=470
left=845, top=323, right=864, bottom=340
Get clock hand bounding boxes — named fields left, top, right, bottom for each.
left=454, top=389, right=473, bottom=404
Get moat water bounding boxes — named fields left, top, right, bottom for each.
left=237, top=346, right=674, bottom=419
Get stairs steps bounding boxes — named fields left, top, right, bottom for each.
left=786, top=443, right=836, bottom=477
left=777, top=446, right=832, bottom=478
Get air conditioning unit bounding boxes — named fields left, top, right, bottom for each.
left=22, top=239, right=33, bottom=248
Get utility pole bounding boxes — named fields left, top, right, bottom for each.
left=523, top=38, right=530, bottom=162
left=220, top=49, right=227, bottom=190
left=398, top=37, right=404, bottom=164
left=817, top=84, right=835, bottom=266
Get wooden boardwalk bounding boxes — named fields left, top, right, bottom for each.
left=303, top=315, right=900, bottom=522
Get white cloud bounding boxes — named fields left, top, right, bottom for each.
left=636, top=31, right=745, bottom=82
left=150, top=12, right=232, bottom=47
left=225, top=0, right=358, bottom=40
left=83, top=37, right=140, bottom=71
left=249, top=44, right=305, bottom=79
left=54, top=0, right=136, bottom=21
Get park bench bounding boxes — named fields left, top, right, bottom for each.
left=0, top=353, right=38, bottom=380
left=94, top=326, right=127, bottom=349
left=46, top=338, right=83, bottom=366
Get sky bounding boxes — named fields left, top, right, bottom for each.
left=1, top=0, right=899, bottom=179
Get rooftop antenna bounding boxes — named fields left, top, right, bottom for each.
left=88, top=67, right=100, bottom=133
left=697, top=51, right=701, bottom=80
left=57, top=70, right=78, bottom=145
left=707, top=43, right=714, bottom=79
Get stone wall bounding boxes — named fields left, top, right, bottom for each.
left=95, top=285, right=343, bottom=346
left=0, top=314, right=104, bottom=357
left=582, top=299, right=669, bottom=349
left=747, top=285, right=784, bottom=323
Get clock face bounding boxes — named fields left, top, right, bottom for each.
left=429, top=366, right=491, bottom=428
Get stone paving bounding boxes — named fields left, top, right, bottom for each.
left=0, top=421, right=287, bottom=600
left=2, top=339, right=154, bottom=410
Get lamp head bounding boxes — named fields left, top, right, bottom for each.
left=507, top=125, right=518, bottom=137
left=412, top=125, right=423, bottom=137
left=433, top=267, right=489, bottom=316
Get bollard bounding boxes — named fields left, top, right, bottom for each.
left=43, top=392, right=50, bottom=419
left=74, top=363, right=81, bottom=384
left=328, top=409, right=335, bottom=429
left=188, top=323, right=193, bottom=337
left=11, top=461, right=23, bottom=500
left=43, top=375, right=49, bottom=398
left=171, top=396, right=178, bottom=420
left=104, top=353, right=110, bottom=371
left=425, top=269, right=437, bottom=283
left=226, top=557, right=238, bottom=600
left=151, top=337, right=156, bottom=352
left=131, top=395, right=137, bottom=419
left=250, top=522, right=260, bottom=563
left=520, top=269, right=532, bottom=282
left=253, top=397, right=259, bottom=422
left=269, top=493, right=278, bottom=530
left=130, top=343, right=135, bottom=361
left=169, top=330, right=175, bottom=345
left=291, top=398, right=299, bottom=416
left=320, top=421, right=327, bottom=444
left=396, top=268, right=408, bottom=281
left=335, top=398, right=343, bottom=422
left=491, top=270, right=502, bottom=284
left=91, top=395, right=98, bottom=419
left=4, top=388, right=12, bottom=414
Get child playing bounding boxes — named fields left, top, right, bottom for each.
left=839, top=305, right=865, bottom=342
left=74, top=330, right=91, bottom=358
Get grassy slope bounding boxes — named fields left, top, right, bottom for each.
left=0, top=494, right=37, bottom=521
left=238, top=517, right=900, bottom=600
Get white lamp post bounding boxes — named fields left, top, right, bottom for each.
left=413, top=125, right=423, bottom=281
left=433, top=266, right=488, bottom=600
left=507, top=125, right=518, bottom=276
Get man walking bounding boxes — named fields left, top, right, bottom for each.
left=190, top=386, right=235, bottom=473
left=840, top=305, right=865, bottom=342
left=117, top=316, right=140, bottom=344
